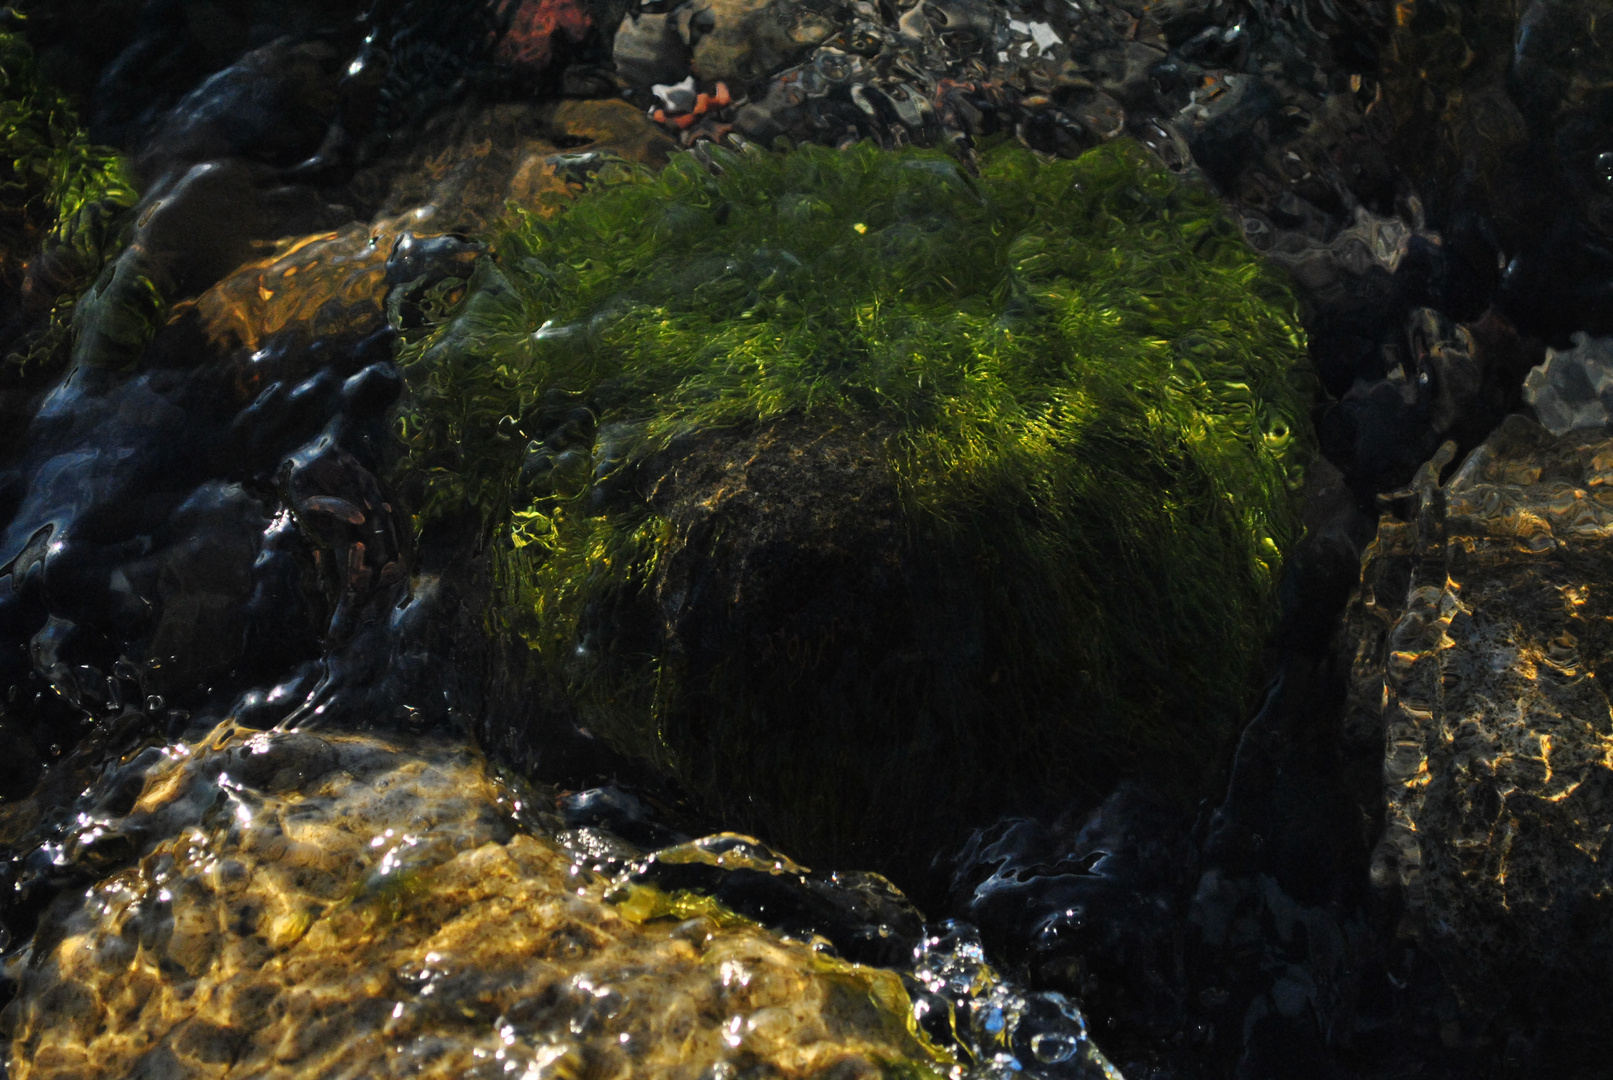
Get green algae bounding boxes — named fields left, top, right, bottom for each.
left=611, top=882, right=956, bottom=1078
left=396, top=139, right=1314, bottom=868
left=0, top=22, right=137, bottom=381
left=0, top=30, right=133, bottom=247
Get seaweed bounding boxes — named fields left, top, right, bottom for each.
left=396, top=138, right=1315, bottom=872
left=0, top=19, right=137, bottom=384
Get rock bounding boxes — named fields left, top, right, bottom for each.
left=177, top=95, right=672, bottom=357
left=397, top=139, right=1315, bottom=883
left=1523, top=332, right=1613, bottom=435
left=130, top=38, right=345, bottom=184
left=65, top=31, right=373, bottom=375
left=682, top=0, right=840, bottom=81
left=0, top=27, right=677, bottom=826
left=40, top=0, right=372, bottom=149
left=613, top=11, right=692, bottom=87
left=2, top=723, right=956, bottom=1080
left=946, top=783, right=1195, bottom=1051
left=352, top=97, right=674, bottom=234
left=1344, top=414, right=1613, bottom=1054
left=1317, top=308, right=1543, bottom=498
left=71, top=158, right=267, bottom=370
left=1376, top=0, right=1613, bottom=342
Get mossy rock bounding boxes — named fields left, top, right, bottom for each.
left=397, top=139, right=1314, bottom=878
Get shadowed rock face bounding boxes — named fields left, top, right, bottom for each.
left=586, top=418, right=1208, bottom=887
left=628, top=422, right=987, bottom=881
left=505, top=418, right=1000, bottom=884
left=1346, top=415, right=1613, bottom=1060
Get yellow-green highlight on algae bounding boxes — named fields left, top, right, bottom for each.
left=395, top=138, right=1315, bottom=877
left=0, top=21, right=137, bottom=381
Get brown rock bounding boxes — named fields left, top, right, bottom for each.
left=4, top=724, right=950, bottom=1080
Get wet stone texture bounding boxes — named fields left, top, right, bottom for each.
left=0, top=0, right=1610, bottom=1078
left=1346, top=415, right=1613, bottom=1066
left=2, top=723, right=954, bottom=1080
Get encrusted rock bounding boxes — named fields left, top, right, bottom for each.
left=1345, top=414, right=1613, bottom=1031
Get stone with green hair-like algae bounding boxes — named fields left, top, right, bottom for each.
left=395, top=138, right=1315, bottom=881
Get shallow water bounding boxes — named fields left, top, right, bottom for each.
left=3, top=722, right=1117, bottom=1079
left=1, top=0, right=1611, bottom=1077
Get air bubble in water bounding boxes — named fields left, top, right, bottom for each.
left=1030, top=1032, right=1082, bottom=1064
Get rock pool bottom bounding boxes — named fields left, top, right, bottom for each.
left=0, top=723, right=1119, bottom=1080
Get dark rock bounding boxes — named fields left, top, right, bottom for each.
left=131, top=37, right=346, bottom=184
left=1373, top=0, right=1613, bottom=344
left=948, top=785, right=1197, bottom=1062
left=612, top=11, right=691, bottom=86
left=384, top=232, right=484, bottom=330
left=1523, top=333, right=1613, bottom=434
left=1345, top=416, right=1613, bottom=1068
left=1317, top=309, right=1544, bottom=499
left=67, top=0, right=372, bottom=150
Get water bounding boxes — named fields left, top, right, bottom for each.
left=2, top=721, right=1115, bottom=1079
left=2, top=0, right=1612, bottom=1076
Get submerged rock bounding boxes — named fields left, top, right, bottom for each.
left=1523, top=332, right=1613, bottom=436
left=2, top=723, right=958, bottom=1080
left=0, top=75, right=675, bottom=795
left=1344, top=415, right=1613, bottom=1058
left=1375, top=0, right=1613, bottom=342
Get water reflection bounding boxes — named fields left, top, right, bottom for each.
left=3, top=722, right=1115, bottom=1080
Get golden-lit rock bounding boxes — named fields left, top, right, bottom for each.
left=3, top=723, right=949, bottom=1080
left=184, top=223, right=391, bottom=351
left=1345, top=414, right=1613, bottom=1026
left=179, top=98, right=673, bottom=352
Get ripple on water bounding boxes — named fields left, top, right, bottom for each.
left=1, top=723, right=1119, bottom=1080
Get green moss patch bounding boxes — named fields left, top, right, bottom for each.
left=397, top=139, right=1313, bottom=871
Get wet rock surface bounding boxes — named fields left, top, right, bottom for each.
left=0, top=0, right=1609, bottom=1077
left=1523, top=333, right=1613, bottom=436
left=2, top=723, right=963, bottom=1080
left=1347, top=416, right=1613, bottom=1069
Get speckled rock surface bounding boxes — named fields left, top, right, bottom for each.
left=1345, top=414, right=1613, bottom=1039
